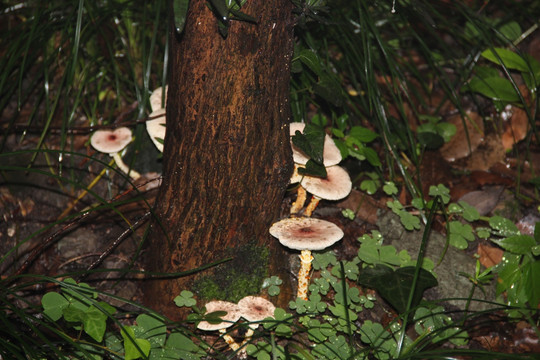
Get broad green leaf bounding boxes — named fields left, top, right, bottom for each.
left=498, top=21, right=522, bottom=42
left=489, top=216, right=519, bottom=237
left=467, top=76, right=520, bottom=102
left=173, top=0, right=189, bottom=34
left=296, top=49, right=322, bottom=75
left=298, top=159, right=327, bottom=177
left=122, top=326, right=151, bottom=360
left=523, top=259, right=540, bottom=308
left=83, top=305, right=108, bottom=342
left=481, top=48, right=529, bottom=72
left=135, top=314, right=167, bottom=348
left=63, top=304, right=86, bottom=323
left=42, top=292, right=69, bottom=321
left=491, top=235, right=536, bottom=255
left=314, top=74, right=344, bottom=107
left=358, top=265, right=437, bottom=314
left=291, top=124, right=325, bottom=164
left=349, top=126, right=378, bottom=142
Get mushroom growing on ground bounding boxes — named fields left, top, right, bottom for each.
left=237, top=296, right=276, bottom=358
left=90, top=127, right=140, bottom=180
left=300, top=165, right=352, bottom=217
left=269, top=217, right=344, bottom=300
left=197, top=300, right=242, bottom=352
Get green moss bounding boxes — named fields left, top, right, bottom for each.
left=193, top=242, right=269, bottom=303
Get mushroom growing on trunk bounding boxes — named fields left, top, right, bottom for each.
left=269, top=217, right=344, bottom=300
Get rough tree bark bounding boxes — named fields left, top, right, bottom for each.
left=144, top=0, right=295, bottom=319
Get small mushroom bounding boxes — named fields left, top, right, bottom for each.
left=197, top=300, right=242, bottom=351
left=237, top=296, right=275, bottom=357
left=269, top=217, right=344, bottom=300
left=90, top=127, right=140, bottom=180
left=146, top=108, right=166, bottom=152
left=290, top=122, right=342, bottom=167
left=300, top=165, right=352, bottom=217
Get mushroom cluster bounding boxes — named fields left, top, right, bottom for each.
left=198, top=296, right=276, bottom=356
left=289, top=122, right=352, bottom=216
left=268, top=121, right=351, bottom=300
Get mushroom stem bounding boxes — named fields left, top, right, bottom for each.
left=290, top=186, right=307, bottom=215
left=112, top=152, right=141, bottom=180
left=219, top=329, right=240, bottom=351
left=238, top=328, right=255, bottom=359
left=297, top=249, right=314, bottom=300
left=304, top=196, right=320, bottom=217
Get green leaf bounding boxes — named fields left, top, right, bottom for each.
left=63, top=304, right=86, bottom=323
left=174, top=290, right=197, bottom=308
left=448, top=221, right=475, bottom=250
left=291, top=124, right=325, bottom=164
left=314, top=74, right=344, bottom=107
left=42, top=292, right=69, bottom=321
left=523, top=259, right=540, bottom=308
left=173, top=0, right=189, bottom=34
left=428, top=184, right=451, bottom=204
left=458, top=200, right=480, bottom=222
left=489, top=216, right=519, bottom=237
left=491, top=235, right=536, bottom=255
left=481, top=48, right=530, bottom=72
left=360, top=179, right=378, bottom=195
left=122, top=326, right=151, bottom=360
left=358, top=265, right=438, bottom=314
left=297, top=159, right=327, bottom=177
left=83, top=305, right=108, bottom=342
left=399, top=210, right=421, bottom=231
left=135, top=314, right=166, bottom=348
left=296, top=49, right=322, bottom=75
left=383, top=182, right=398, bottom=196
left=417, top=131, right=444, bottom=149
left=349, top=126, right=378, bottom=142
left=467, top=76, right=521, bottom=102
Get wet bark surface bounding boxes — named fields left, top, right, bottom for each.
left=143, top=0, right=295, bottom=318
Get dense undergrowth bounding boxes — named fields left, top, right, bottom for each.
left=1, top=0, right=539, bottom=359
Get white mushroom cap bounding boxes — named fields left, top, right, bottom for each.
left=237, top=296, right=275, bottom=329
left=301, top=165, right=352, bottom=201
left=197, top=300, right=241, bottom=331
left=90, top=127, right=133, bottom=154
left=269, top=217, right=344, bottom=251
left=290, top=122, right=342, bottom=167
left=146, top=108, right=166, bottom=152
left=149, top=86, right=168, bottom=112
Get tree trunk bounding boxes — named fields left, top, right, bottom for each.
left=144, top=0, right=295, bottom=320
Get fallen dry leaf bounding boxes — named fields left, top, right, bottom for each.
left=501, top=106, right=529, bottom=150
left=440, top=111, right=484, bottom=162
left=477, top=242, right=504, bottom=268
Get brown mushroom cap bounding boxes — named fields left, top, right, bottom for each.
left=146, top=108, right=166, bottom=152
left=90, top=127, right=133, bottom=154
left=290, top=122, right=342, bottom=167
left=149, top=86, right=168, bottom=112
left=269, top=217, right=344, bottom=251
left=197, top=300, right=241, bottom=331
left=301, top=165, right=352, bottom=201
left=237, top=296, right=275, bottom=328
